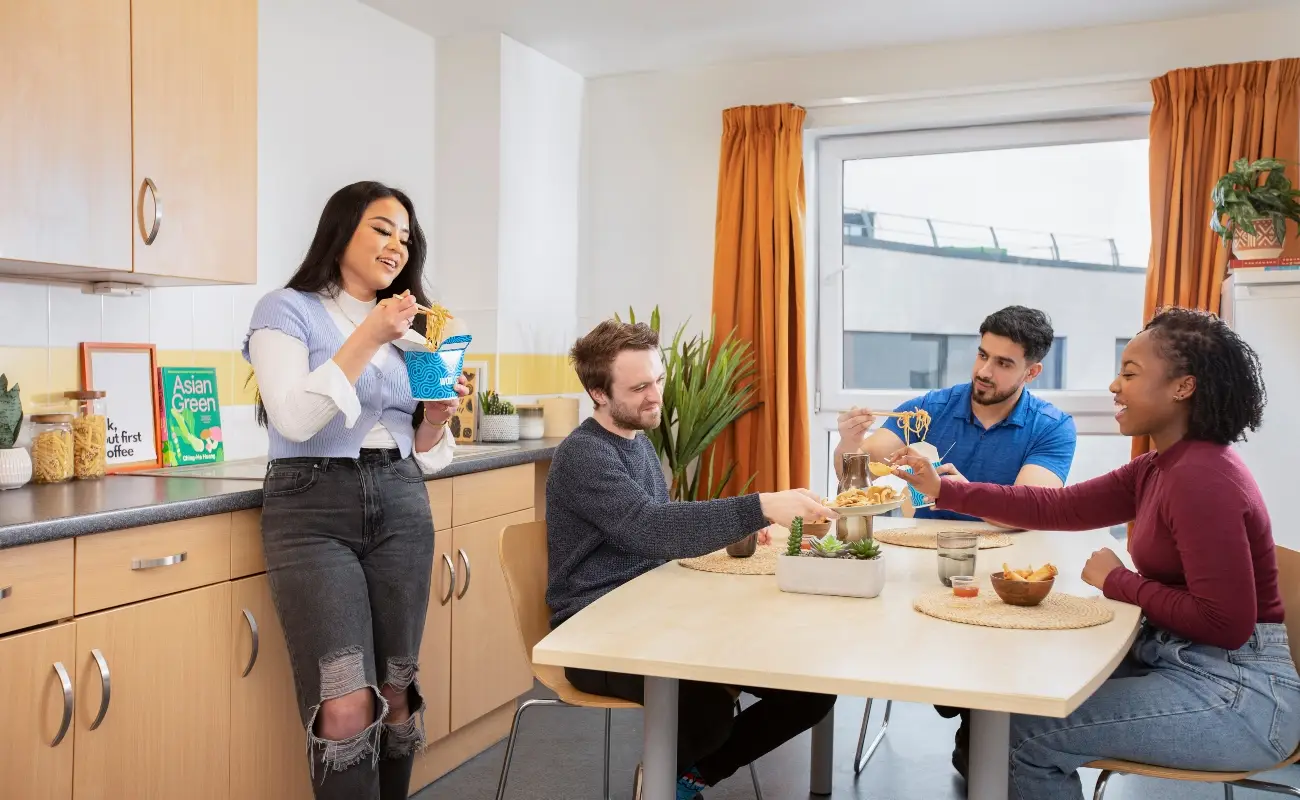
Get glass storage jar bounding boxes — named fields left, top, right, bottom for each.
left=30, top=414, right=75, bottom=484
left=65, top=390, right=108, bottom=480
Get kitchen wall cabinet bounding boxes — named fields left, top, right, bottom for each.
left=0, top=0, right=257, bottom=286
left=0, top=460, right=548, bottom=799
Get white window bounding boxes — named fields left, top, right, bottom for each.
left=812, top=116, right=1150, bottom=502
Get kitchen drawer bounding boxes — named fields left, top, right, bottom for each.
left=428, top=480, right=452, bottom=532
left=230, top=509, right=264, bottom=579
left=75, top=515, right=231, bottom=614
left=0, top=539, right=74, bottom=635
left=452, top=464, right=534, bottom=527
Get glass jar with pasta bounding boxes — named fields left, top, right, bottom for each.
left=30, top=414, right=75, bottom=484
left=65, top=390, right=108, bottom=480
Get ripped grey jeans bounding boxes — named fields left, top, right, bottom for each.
left=261, top=448, right=436, bottom=800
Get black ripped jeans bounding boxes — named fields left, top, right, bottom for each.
left=261, top=449, right=435, bottom=800
left=565, top=667, right=837, bottom=786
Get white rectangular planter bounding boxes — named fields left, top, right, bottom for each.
left=776, top=552, right=886, bottom=599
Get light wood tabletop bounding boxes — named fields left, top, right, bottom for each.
left=532, top=518, right=1144, bottom=800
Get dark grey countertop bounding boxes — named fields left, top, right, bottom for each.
left=0, top=439, right=559, bottom=550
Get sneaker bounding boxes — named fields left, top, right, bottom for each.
left=677, top=767, right=707, bottom=800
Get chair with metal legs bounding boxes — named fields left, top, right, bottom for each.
left=497, top=521, right=764, bottom=799
left=1087, top=546, right=1300, bottom=799
left=853, top=698, right=893, bottom=775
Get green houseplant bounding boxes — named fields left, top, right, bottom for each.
left=477, top=390, right=520, bottom=443
left=1211, top=157, right=1300, bottom=260
left=776, top=517, right=886, bottom=598
left=0, top=374, right=32, bottom=489
left=615, top=307, right=758, bottom=501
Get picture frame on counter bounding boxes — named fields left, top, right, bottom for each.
left=80, top=342, right=163, bottom=473
left=455, top=360, right=488, bottom=443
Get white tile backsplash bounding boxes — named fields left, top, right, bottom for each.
left=230, top=285, right=263, bottom=351
left=193, top=286, right=234, bottom=351
left=101, top=292, right=152, bottom=343
left=48, top=285, right=103, bottom=347
left=0, top=281, right=51, bottom=347
left=149, top=287, right=195, bottom=350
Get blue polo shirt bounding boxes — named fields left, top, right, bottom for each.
left=882, top=383, right=1077, bottom=521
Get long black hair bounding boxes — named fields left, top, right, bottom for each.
left=253, top=181, right=431, bottom=428
left=1144, top=307, right=1266, bottom=445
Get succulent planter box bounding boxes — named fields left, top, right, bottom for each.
left=777, top=524, right=886, bottom=599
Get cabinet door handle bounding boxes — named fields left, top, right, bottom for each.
left=50, top=661, right=73, bottom=747
left=456, top=549, right=471, bottom=599
left=0, top=585, right=11, bottom=600
left=89, top=649, right=111, bottom=731
left=137, top=177, right=162, bottom=245
left=131, top=552, right=187, bottom=570
left=240, top=608, right=259, bottom=678
left=439, top=553, right=455, bottom=606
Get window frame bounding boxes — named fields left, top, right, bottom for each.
left=814, top=114, right=1149, bottom=432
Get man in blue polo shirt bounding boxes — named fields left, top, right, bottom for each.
left=831, top=305, right=1077, bottom=780
left=832, top=305, right=1076, bottom=523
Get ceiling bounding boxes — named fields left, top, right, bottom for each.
left=360, top=0, right=1290, bottom=78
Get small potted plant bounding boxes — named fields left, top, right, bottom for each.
left=1211, top=157, right=1300, bottom=260
left=478, top=390, right=520, bottom=443
left=0, top=374, right=32, bottom=490
left=776, top=517, right=887, bottom=598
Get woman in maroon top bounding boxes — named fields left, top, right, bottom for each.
left=894, top=308, right=1300, bottom=800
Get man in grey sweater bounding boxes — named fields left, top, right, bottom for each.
left=546, top=319, right=838, bottom=800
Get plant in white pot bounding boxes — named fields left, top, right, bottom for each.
left=1211, top=157, right=1300, bottom=260
left=777, top=518, right=887, bottom=599
left=0, top=374, right=32, bottom=490
left=477, top=390, right=520, bottom=443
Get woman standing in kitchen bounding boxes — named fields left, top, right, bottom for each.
left=242, top=180, right=467, bottom=800
left=893, top=307, right=1299, bottom=800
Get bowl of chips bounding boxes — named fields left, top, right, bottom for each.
left=827, top=485, right=904, bottom=517
left=990, top=563, right=1058, bottom=607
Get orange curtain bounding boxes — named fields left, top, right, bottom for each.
left=707, top=103, right=810, bottom=496
left=1134, top=58, right=1300, bottom=459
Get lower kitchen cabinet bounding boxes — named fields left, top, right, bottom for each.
left=0, top=622, right=77, bottom=800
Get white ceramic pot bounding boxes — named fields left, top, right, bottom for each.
left=479, top=414, right=520, bottom=443
left=0, top=447, right=33, bottom=490
left=776, top=552, right=886, bottom=599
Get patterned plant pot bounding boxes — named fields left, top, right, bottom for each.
left=1233, top=217, right=1285, bottom=260
left=0, top=447, right=33, bottom=490
left=479, top=414, right=520, bottom=443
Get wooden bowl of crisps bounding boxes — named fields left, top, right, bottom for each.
left=802, top=520, right=832, bottom=539
left=990, top=563, right=1058, bottom=607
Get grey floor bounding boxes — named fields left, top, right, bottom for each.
left=414, top=683, right=1300, bottom=799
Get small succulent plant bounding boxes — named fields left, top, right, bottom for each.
left=847, top=538, right=882, bottom=560
left=0, top=374, right=22, bottom=450
left=479, top=390, right=517, bottom=417
left=786, top=517, right=804, bottom=556
left=809, top=533, right=845, bottom=558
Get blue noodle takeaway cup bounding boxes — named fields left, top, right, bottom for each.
left=404, top=334, right=472, bottom=400
left=896, top=460, right=943, bottom=508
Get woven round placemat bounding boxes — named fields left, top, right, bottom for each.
left=678, top=545, right=781, bottom=575
left=874, top=529, right=1014, bottom=550
left=913, top=589, right=1115, bottom=630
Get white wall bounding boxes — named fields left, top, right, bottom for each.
left=579, top=5, right=1300, bottom=339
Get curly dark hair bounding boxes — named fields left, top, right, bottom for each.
left=1144, top=307, right=1266, bottom=445
left=980, top=306, right=1055, bottom=363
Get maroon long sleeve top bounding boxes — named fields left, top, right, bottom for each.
left=937, top=438, right=1283, bottom=650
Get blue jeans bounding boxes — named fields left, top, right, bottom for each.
left=1010, top=622, right=1300, bottom=800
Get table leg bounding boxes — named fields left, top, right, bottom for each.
left=969, top=709, right=1010, bottom=800
left=809, top=704, right=834, bottom=796
left=643, top=677, right=679, bottom=800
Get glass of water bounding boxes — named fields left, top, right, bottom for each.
left=936, top=532, right=979, bottom=587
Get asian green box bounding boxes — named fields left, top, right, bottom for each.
left=159, top=367, right=225, bottom=467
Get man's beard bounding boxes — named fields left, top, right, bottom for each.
left=971, top=379, right=1020, bottom=407
left=610, top=401, right=661, bottom=432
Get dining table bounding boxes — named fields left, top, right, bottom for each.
left=532, top=517, right=1143, bottom=800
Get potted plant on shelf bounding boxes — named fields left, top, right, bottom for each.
left=477, top=390, right=520, bottom=443
left=1211, top=157, right=1300, bottom=260
left=614, top=306, right=758, bottom=501
left=776, top=517, right=887, bottom=598
left=0, top=374, right=32, bottom=490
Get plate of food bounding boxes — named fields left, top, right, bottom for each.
left=826, top=485, right=904, bottom=517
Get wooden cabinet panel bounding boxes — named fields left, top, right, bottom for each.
left=416, top=523, right=455, bottom=749
left=0, top=0, right=132, bottom=271
left=75, top=514, right=231, bottom=614
left=74, top=583, right=231, bottom=800
left=230, top=576, right=312, bottom=800
left=230, top=509, right=264, bottom=579
left=428, top=479, right=453, bottom=532
left=0, top=539, right=75, bottom=635
left=452, top=464, right=534, bottom=527
left=130, top=0, right=257, bottom=283
left=0, top=622, right=77, bottom=800
left=450, top=509, right=535, bottom=731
